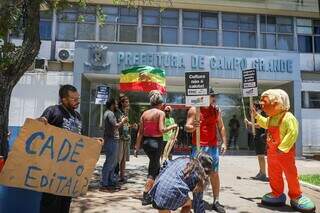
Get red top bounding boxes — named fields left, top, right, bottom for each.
left=143, top=120, right=162, bottom=136
left=192, top=106, right=219, bottom=147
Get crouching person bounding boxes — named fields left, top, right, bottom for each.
left=149, top=152, right=212, bottom=213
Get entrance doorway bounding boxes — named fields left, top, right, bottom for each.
left=81, top=73, right=293, bottom=153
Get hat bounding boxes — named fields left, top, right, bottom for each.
left=209, top=87, right=217, bottom=96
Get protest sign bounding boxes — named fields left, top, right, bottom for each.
left=0, top=118, right=101, bottom=197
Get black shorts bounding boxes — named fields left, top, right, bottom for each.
left=255, top=133, right=266, bottom=155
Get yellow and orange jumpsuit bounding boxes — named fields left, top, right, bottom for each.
left=255, top=112, right=302, bottom=200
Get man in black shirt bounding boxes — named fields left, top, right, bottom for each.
left=228, top=115, right=240, bottom=150
left=37, top=85, right=102, bottom=213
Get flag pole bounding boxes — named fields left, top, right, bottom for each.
left=196, top=107, right=200, bottom=151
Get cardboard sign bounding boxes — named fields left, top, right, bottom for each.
left=95, top=85, right=110, bottom=105
left=0, top=119, right=101, bottom=197
left=185, top=72, right=210, bottom=107
left=242, top=68, right=258, bottom=97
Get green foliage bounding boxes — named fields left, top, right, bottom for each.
left=300, top=174, right=320, bottom=186
left=97, top=6, right=106, bottom=26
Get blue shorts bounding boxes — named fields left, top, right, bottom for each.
left=191, top=146, right=219, bottom=172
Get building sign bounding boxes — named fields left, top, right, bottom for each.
left=185, top=72, right=210, bottom=107
left=95, top=85, right=110, bottom=105
left=117, top=52, right=293, bottom=73
left=242, top=68, right=258, bottom=97
left=0, top=119, right=101, bottom=197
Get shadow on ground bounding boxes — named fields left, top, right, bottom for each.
left=71, top=164, right=152, bottom=213
left=256, top=203, right=296, bottom=212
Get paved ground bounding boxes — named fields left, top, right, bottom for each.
left=70, top=154, right=320, bottom=213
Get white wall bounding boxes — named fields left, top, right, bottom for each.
left=301, top=82, right=320, bottom=155
left=302, top=109, right=320, bottom=155
left=9, top=72, right=73, bottom=126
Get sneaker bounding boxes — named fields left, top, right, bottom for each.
left=257, top=174, right=269, bottom=182
left=142, top=192, right=152, bottom=206
left=290, top=195, right=316, bottom=213
left=252, top=173, right=269, bottom=182
left=262, top=193, right=286, bottom=207
left=252, top=172, right=262, bottom=179
left=212, top=201, right=226, bottom=213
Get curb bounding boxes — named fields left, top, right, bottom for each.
left=300, top=180, right=320, bottom=193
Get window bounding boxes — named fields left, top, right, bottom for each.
left=310, top=92, right=320, bottom=108
left=298, top=36, right=313, bottom=53
left=77, top=6, right=96, bottom=40
left=141, top=8, right=178, bottom=44
left=314, top=21, right=320, bottom=53
left=40, top=11, right=52, bottom=40
left=222, top=13, right=256, bottom=48
left=260, top=15, right=293, bottom=50
left=302, top=91, right=320, bottom=108
left=143, top=8, right=160, bottom=43
left=297, top=19, right=320, bottom=53
left=100, top=6, right=137, bottom=42
left=161, top=10, right=178, bottom=44
left=183, top=11, right=218, bottom=46
left=201, top=12, right=218, bottom=46
left=57, top=7, right=77, bottom=41
left=119, top=7, right=138, bottom=42
left=100, top=6, right=118, bottom=41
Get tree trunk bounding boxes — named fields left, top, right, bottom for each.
left=0, top=76, right=14, bottom=159
left=0, top=0, right=41, bottom=158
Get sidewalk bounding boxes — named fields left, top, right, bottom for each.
left=70, top=155, right=320, bottom=213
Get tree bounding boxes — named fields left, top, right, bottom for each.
left=0, top=0, right=172, bottom=159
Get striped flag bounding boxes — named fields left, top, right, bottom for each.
left=119, top=66, right=166, bottom=94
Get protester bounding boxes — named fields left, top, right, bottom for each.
left=37, top=84, right=103, bottom=213
left=134, top=90, right=177, bottom=205
left=228, top=115, right=240, bottom=150
left=245, top=103, right=268, bottom=182
left=161, top=106, right=177, bottom=160
left=149, top=152, right=213, bottom=213
left=101, top=98, right=128, bottom=191
left=252, top=89, right=315, bottom=212
left=185, top=87, right=227, bottom=213
left=116, top=95, right=132, bottom=183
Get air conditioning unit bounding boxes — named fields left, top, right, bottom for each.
left=57, top=48, right=74, bottom=62
left=34, top=58, right=48, bottom=72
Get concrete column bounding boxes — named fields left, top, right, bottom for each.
left=95, top=5, right=99, bottom=41
left=293, top=17, right=298, bottom=51
left=51, top=9, right=57, bottom=60
left=178, top=9, right=183, bottom=45
left=256, top=14, right=261, bottom=49
left=293, top=80, right=303, bottom=156
left=137, top=7, right=142, bottom=43
left=218, top=11, right=223, bottom=46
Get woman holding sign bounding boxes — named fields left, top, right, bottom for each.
left=134, top=90, right=177, bottom=206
